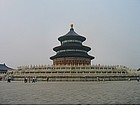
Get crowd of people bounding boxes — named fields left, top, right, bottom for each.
left=24, top=77, right=37, bottom=83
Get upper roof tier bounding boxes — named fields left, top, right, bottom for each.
left=58, top=24, right=86, bottom=42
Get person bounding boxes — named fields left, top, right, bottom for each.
left=7, top=77, right=11, bottom=83
left=35, top=77, right=37, bottom=82
left=24, top=77, right=28, bottom=83
left=32, top=77, right=35, bottom=83
left=47, top=77, right=49, bottom=82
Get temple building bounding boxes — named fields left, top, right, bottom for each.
left=50, top=24, right=94, bottom=65
left=5, top=25, right=140, bottom=81
left=0, top=63, right=13, bottom=80
left=0, top=63, right=13, bottom=74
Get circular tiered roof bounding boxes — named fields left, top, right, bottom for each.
left=50, top=25, right=95, bottom=62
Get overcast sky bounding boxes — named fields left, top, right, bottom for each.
left=0, top=0, right=140, bottom=69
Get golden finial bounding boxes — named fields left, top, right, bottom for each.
left=70, top=24, right=74, bottom=28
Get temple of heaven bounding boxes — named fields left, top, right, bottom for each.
left=5, top=24, right=140, bottom=82
left=50, top=24, right=95, bottom=65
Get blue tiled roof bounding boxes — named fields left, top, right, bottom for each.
left=0, top=64, right=13, bottom=71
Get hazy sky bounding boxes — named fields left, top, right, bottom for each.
left=0, top=0, right=140, bottom=69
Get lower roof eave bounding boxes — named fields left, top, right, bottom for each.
left=50, top=55, right=95, bottom=60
